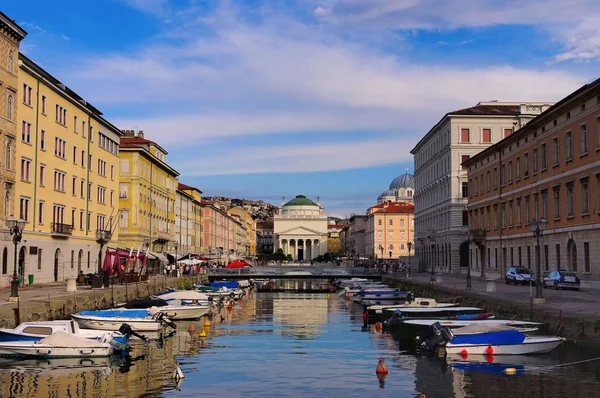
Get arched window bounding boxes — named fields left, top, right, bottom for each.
left=5, top=139, right=12, bottom=170
left=7, top=50, right=13, bottom=73
left=6, top=93, right=14, bottom=121
left=4, top=189, right=11, bottom=219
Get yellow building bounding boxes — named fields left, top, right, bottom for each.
left=0, top=14, right=26, bottom=285
left=118, top=130, right=179, bottom=256
left=176, top=182, right=204, bottom=255
left=327, top=224, right=342, bottom=254
left=14, top=54, right=122, bottom=283
left=228, top=206, right=256, bottom=256
left=365, top=202, right=415, bottom=261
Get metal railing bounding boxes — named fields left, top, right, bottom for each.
left=206, top=266, right=380, bottom=277
left=51, top=222, right=74, bottom=235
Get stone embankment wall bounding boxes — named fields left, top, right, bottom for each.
left=384, top=277, right=600, bottom=341
left=0, top=276, right=207, bottom=328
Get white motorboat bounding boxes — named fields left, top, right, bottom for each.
left=422, top=323, right=564, bottom=356
left=0, top=320, right=129, bottom=350
left=402, top=319, right=542, bottom=329
left=123, top=297, right=211, bottom=320
left=367, top=298, right=458, bottom=320
left=155, top=290, right=210, bottom=303
left=72, top=309, right=170, bottom=332
left=0, top=331, right=115, bottom=358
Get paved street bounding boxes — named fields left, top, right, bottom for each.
left=388, top=272, right=600, bottom=320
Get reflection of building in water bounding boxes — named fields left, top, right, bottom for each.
left=413, top=356, right=467, bottom=398
left=272, top=293, right=330, bottom=339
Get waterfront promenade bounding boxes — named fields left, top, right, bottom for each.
left=385, top=272, right=600, bottom=339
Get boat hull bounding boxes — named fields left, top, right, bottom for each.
left=71, top=314, right=162, bottom=332
left=445, top=336, right=564, bottom=355
left=0, top=342, right=113, bottom=358
left=152, top=306, right=210, bottom=320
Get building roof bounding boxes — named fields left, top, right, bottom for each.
left=370, top=202, right=414, bottom=214
left=0, top=11, right=27, bottom=40
left=120, top=136, right=167, bottom=153
left=464, top=79, right=600, bottom=166
left=178, top=182, right=202, bottom=194
left=283, top=195, right=318, bottom=207
left=389, top=173, right=415, bottom=190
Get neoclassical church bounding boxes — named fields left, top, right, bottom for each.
left=273, top=195, right=328, bottom=260
left=377, top=171, right=415, bottom=204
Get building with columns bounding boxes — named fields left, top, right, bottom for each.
left=410, top=101, right=554, bottom=274
left=273, top=195, right=328, bottom=260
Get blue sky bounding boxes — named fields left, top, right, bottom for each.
left=6, top=0, right=600, bottom=216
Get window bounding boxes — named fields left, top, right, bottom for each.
left=119, top=183, right=129, bottom=199
left=566, top=183, right=574, bottom=217
left=501, top=204, right=506, bottom=228
left=493, top=168, right=497, bottom=188
left=22, top=84, right=32, bottom=106
left=553, top=187, right=560, bottom=219
left=525, top=196, right=530, bottom=224
left=462, top=210, right=468, bottom=226
left=5, top=138, right=12, bottom=171
left=474, top=177, right=478, bottom=195
left=7, top=50, right=14, bottom=73
left=21, top=121, right=31, bottom=143
left=508, top=161, right=512, bottom=183
left=80, top=180, right=85, bottom=198
left=460, top=128, right=470, bottom=143
left=508, top=201, right=513, bottom=226
left=378, top=219, right=382, bottom=226
left=87, top=212, right=91, bottom=232
left=72, top=176, right=77, bottom=195
left=482, top=128, right=491, bottom=143
left=82, top=121, right=86, bottom=138
left=81, top=150, right=85, bottom=167
left=596, top=118, right=600, bottom=149
left=121, top=159, right=130, bottom=173
left=56, top=105, right=67, bottom=126
left=119, top=210, right=128, bottom=228
left=541, top=190, right=548, bottom=220
left=581, top=180, right=589, bottom=214
left=110, top=190, right=114, bottom=207
left=110, top=165, right=114, bottom=179
left=584, top=242, right=590, bottom=273
left=79, top=210, right=84, bottom=230
left=534, top=194, right=539, bottom=219
left=541, top=143, right=547, bottom=170
left=97, top=186, right=106, bottom=204
left=580, top=124, right=588, bottom=154
left=400, top=219, right=404, bottom=227
left=20, top=158, right=31, bottom=182
left=461, top=155, right=470, bottom=170
left=41, top=96, right=46, bottom=114
left=97, top=159, right=107, bottom=177
left=515, top=157, right=520, bottom=179
left=388, top=232, right=393, bottom=240
left=566, top=131, right=573, bottom=160
left=486, top=171, right=490, bottom=191
left=88, top=182, right=92, bottom=201
left=4, top=187, right=10, bottom=219
left=38, top=201, right=44, bottom=224
left=388, top=219, right=393, bottom=226
left=71, top=209, right=75, bottom=227
left=88, top=154, right=92, bottom=170
left=556, top=244, right=561, bottom=269
left=523, top=152, right=529, bottom=175
left=377, top=231, right=382, bottom=240
left=53, top=205, right=65, bottom=224
left=544, top=245, right=549, bottom=271
left=532, top=148, right=538, bottom=173
left=516, top=199, right=522, bottom=225
left=39, top=165, right=45, bottom=186
left=97, top=214, right=106, bottom=230
left=54, top=138, right=66, bottom=159
left=19, top=197, right=30, bottom=221
left=74, top=116, right=78, bottom=132
left=98, top=133, right=119, bottom=155
left=461, top=182, right=469, bottom=198
left=500, top=165, right=505, bottom=185
left=40, top=130, right=46, bottom=150
left=6, top=91, right=15, bottom=121
left=504, top=128, right=512, bottom=138
left=53, top=170, right=66, bottom=192
left=552, top=138, right=559, bottom=165
left=38, top=249, right=43, bottom=271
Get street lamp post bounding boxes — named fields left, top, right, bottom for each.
left=6, top=217, right=26, bottom=302
left=465, top=231, right=472, bottom=290
left=531, top=218, right=547, bottom=303
left=96, top=229, right=111, bottom=287
left=407, top=241, right=412, bottom=278
left=143, top=236, right=152, bottom=274
left=427, top=231, right=436, bottom=282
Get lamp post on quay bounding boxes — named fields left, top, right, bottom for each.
left=464, top=231, right=473, bottom=290
left=407, top=241, right=413, bottom=278
left=143, top=236, right=152, bottom=273
left=531, top=218, right=548, bottom=303
left=6, top=217, right=26, bottom=302
left=427, top=230, right=436, bottom=282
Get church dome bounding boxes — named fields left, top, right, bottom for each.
left=377, top=189, right=395, bottom=201
left=283, top=195, right=318, bottom=207
left=389, top=173, right=414, bottom=190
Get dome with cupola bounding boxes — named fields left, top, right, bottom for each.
left=377, top=171, right=414, bottom=204
left=283, top=195, right=318, bottom=207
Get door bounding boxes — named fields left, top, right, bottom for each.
left=297, top=249, right=304, bottom=261
left=54, top=248, right=61, bottom=282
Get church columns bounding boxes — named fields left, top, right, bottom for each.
left=302, top=239, right=306, bottom=260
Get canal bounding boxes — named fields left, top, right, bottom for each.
left=1, top=292, right=600, bottom=397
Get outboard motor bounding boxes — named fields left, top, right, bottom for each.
left=154, top=312, right=177, bottom=330
left=383, top=309, right=402, bottom=327
left=119, top=323, right=148, bottom=341
left=420, top=322, right=455, bottom=351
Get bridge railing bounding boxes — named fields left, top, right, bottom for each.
left=205, top=266, right=379, bottom=277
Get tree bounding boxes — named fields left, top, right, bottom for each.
left=271, top=248, right=287, bottom=262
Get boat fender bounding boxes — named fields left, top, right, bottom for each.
left=504, top=368, right=517, bottom=375
left=229, top=292, right=235, bottom=298
left=375, top=357, right=388, bottom=375
left=375, top=322, right=382, bottom=332
left=486, top=346, right=494, bottom=355
left=460, top=349, right=468, bottom=358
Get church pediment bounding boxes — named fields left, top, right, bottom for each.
left=277, top=226, right=322, bottom=236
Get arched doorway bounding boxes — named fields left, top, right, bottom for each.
left=77, top=250, right=83, bottom=274
left=18, top=246, right=25, bottom=279
left=1, top=248, right=7, bottom=274
left=54, top=248, right=61, bottom=282
left=567, top=239, right=578, bottom=272
left=459, top=241, right=469, bottom=268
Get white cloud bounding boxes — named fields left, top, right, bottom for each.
left=553, top=16, right=600, bottom=62
left=171, top=136, right=415, bottom=176
left=313, top=6, right=330, bottom=17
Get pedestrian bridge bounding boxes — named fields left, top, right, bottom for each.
left=205, top=266, right=382, bottom=281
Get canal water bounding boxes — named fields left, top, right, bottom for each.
left=1, top=292, right=600, bottom=397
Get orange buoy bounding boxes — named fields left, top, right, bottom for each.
left=227, top=301, right=233, bottom=311
left=375, top=357, right=388, bottom=375
left=376, top=371, right=387, bottom=388
left=375, top=322, right=382, bottom=332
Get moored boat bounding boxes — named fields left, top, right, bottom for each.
left=72, top=309, right=174, bottom=332
left=122, top=298, right=211, bottom=320
left=367, top=298, right=458, bottom=321
left=0, top=331, right=116, bottom=358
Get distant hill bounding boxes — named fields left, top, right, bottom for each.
left=204, top=196, right=279, bottom=221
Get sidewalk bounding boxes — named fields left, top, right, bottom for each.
left=387, top=272, right=600, bottom=320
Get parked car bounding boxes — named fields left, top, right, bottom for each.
left=543, top=270, right=580, bottom=290
left=505, top=266, right=535, bottom=285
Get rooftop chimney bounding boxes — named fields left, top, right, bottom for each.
left=122, top=130, right=135, bottom=137
left=138, top=130, right=144, bottom=139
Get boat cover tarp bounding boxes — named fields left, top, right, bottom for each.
left=157, top=291, right=209, bottom=301
left=450, top=329, right=526, bottom=345
left=39, top=331, right=101, bottom=347
left=210, top=281, right=239, bottom=289
left=125, top=298, right=170, bottom=309
left=78, top=310, right=150, bottom=318
left=453, top=324, right=519, bottom=335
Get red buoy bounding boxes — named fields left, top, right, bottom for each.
left=375, top=322, right=382, bottom=332
left=486, top=346, right=494, bottom=355
left=460, top=349, right=468, bottom=358
left=375, top=357, right=389, bottom=375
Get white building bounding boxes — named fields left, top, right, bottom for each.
left=273, top=195, right=328, bottom=260
left=410, top=102, right=553, bottom=274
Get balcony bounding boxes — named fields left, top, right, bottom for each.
left=51, top=222, right=73, bottom=237
left=469, top=228, right=486, bottom=244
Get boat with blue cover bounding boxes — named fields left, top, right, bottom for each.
left=0, top=320, right=129, bottom=350
left=422, top=323, right=564, bottom=355
left=72, top=309, right=174, bottom=332
left=358, top=289, right=408, bottom=301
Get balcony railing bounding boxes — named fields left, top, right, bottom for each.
left=51, top=222, right=73, bottom=236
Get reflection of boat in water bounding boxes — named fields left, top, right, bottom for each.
left=0, top=356, right=123, bottom=376
left=446, top=354, right=562, bottom=375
